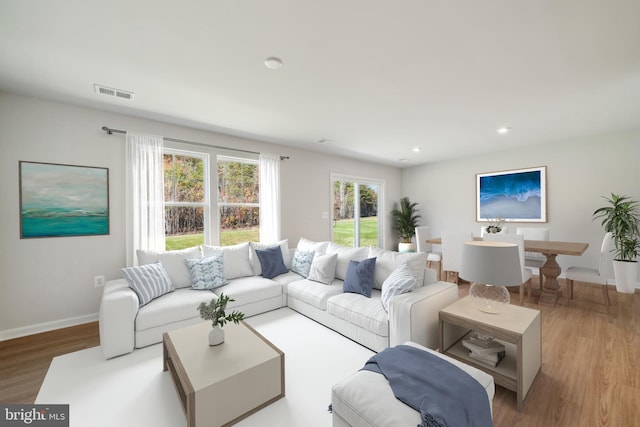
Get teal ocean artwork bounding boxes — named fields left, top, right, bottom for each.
left=20, top=162, right=109, bottom=238
left=479, top=169, right=543, bottom=220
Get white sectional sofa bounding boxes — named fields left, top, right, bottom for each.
left=99, top=238, right=459, bottom=359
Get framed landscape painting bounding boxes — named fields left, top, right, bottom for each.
left=476, top=166, right=547, bottom=223
left=19, top=161, right=109, bottom=238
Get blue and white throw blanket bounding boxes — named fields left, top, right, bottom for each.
left=361, top=345, right=493, bottom=427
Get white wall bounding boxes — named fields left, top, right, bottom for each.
left=0, top=92, right=402, bottom=338
left=403, top=131, right=640, bottom=284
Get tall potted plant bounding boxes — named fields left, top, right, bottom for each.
left=391, top=196, right=421, bottom=252
left=593, top=193, right=640, bottom=293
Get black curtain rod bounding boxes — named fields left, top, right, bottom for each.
left=101, top=126, right=289, bottom=160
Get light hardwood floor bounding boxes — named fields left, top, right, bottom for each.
left=0, top=279, right=638, bottom=426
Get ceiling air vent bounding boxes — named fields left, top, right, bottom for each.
left=94, top=84, right=134, bottom=100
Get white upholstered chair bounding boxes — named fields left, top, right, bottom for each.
left=415, top=226, right=441, bottom=280
left=564, top=232, right=613, bottom=307
left=483, top=233, right=533, bottom=304
left=441, top=231, right=473, bottom=284
left=516, top=227, right=549, bottom=270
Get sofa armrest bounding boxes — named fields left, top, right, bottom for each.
left=99, top=279, right=139, bottom=359
left=422, top=267, right=438, bottom=286
left=388, top=281, right=458, bottom=350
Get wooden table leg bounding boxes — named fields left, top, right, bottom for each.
left=539, top=254, right=562, bottom=305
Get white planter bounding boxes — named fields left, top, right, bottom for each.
left=398, top=242, right=416, bottom=253
left=208, top=325, right=225, bottom=346
left=612, top=260, right=639, bottom=294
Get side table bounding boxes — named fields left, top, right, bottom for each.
left=439, top=296, right=541, bottom=411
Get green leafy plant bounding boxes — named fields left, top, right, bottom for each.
left=391, top=196, right=421, bottom=243
left=593, top=193, right=640, bottom=262
left=197, top=293, right=245, bottom=328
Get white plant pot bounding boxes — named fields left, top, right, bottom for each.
left=398, top=242, right=416, bottom=253
left=612, top=260, right=639, bottom=294
left=208, top=325, right=225, bottom=346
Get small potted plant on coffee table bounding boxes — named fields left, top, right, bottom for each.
left=197, top=293, right=245, bottom=345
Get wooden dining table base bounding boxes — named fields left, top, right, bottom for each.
left=538, top=254, right=563, bottom=305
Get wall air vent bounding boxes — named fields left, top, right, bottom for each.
left=94, top=84, right=134, bottom=100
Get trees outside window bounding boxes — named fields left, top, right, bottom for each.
left=164, top=150, right=209, bottom=250
left=218, top=157, right=260, bottom=245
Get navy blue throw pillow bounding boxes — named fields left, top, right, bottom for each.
left=255, top=246, right=289, bottom=279
left=343, top=257, right=377, bottom=298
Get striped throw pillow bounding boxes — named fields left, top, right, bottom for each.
left=122, top=263, right=174, bottom=306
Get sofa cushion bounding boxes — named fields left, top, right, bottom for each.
left=212, top=276, right=282, bottom=307
left=202, top=242, right=253, bottom=279
left=249, top=239, right=290, bottom=274
left=137, top=246, right=201, bottom=289
left=287, top=279, right=344, bottom=310
left=135, top=288, right=214, bottom=331
left=291, top=249, right=315, bottom=278
left=296, top=237, right=329, bottom=255
left=255, top=246, right=289, bottom=279
left=343, top=257, right=376, bottom=297
left=381, top=262, right=416, bottom=312
left=327, top=290, right=389, bottom=337
left=122, top=263, right=174, bottom=307
left=308, top=253, right=338, bottom=285
left=185, top=254, right=228, bottom=290
left=326, top=243, right=369, bottom=280
left=368, top=247, right=427, bottom=289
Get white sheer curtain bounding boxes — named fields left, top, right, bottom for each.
left=125, top=133, right=165, bottom=266
left=259, top=153, right=281, bottom=243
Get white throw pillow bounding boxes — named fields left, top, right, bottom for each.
left=202, top=242, right=253, bottom=279
left=381, top=262, right=416, bottom=312
left=137, top=246, right=202, bottom=289
left=368, top=247, right=427, bottom=289
left=249, top=239, right=290, bottom=274
left=326, top=242, right=369, bottom=280
left=296, top=237, right=329, bottom=256
left=308, top=253, right=338, bottom=285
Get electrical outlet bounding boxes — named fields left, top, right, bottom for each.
left=94, top=275, right=105, bottom=287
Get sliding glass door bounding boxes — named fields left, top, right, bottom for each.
left=331, top=174, right=383, bottom=247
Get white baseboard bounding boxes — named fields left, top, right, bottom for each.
left=0, top=313, right=98, bottom=341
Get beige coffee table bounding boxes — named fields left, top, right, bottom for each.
left=439, top=296, right=541, bottom=411
left=163, top=321, right=284, bottom=427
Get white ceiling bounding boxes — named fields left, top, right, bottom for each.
left=1, top=1, right=639, bottom=166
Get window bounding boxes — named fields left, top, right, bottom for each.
left=331, top=174, right=383, bottom=247
left=218, top=156, right=260, bottom=245
left=163, top=150, right=209, bottom=250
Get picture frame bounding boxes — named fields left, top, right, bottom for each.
left=19, top=161, right=110, bottom=238
left=476, top=166, right=547, bottom=223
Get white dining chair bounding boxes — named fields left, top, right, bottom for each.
left=564, top=232, right=613, bottom=307
left=415, top=226, right=441, bottom=280
left=516, top=227, right=549, bottom=269
left=483, top=233, right=534, bottom=304
left=441, top=231, right=473, bottom=284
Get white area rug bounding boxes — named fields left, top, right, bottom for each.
left=36, top=308, right=375, bottom=427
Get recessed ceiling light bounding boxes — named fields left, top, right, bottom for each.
left=412, top=147, right=422, bottom=153
left=264, top=57, right=283, bottom=69
left=316, top=138, right=335, bottom=144
left=398, top=158, right=409, bottom=163
left=497, top=126, right=510, bottom=134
